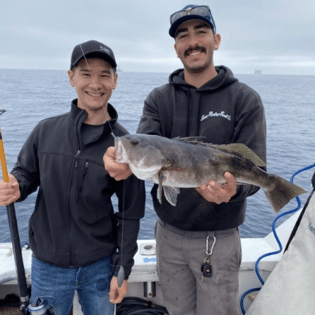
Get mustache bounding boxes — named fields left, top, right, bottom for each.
left=184, top=45, right=206, bottom=56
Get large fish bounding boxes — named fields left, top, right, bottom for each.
left=115, top=134, right=307, bottom=212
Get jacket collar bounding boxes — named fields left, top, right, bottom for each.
left=70, top=99, right=119, bottom=133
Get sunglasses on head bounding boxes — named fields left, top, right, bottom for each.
left=170, top=5, right=216, bottom=32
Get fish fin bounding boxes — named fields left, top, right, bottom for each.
left=264, top=177, right=307, bottom=212
left=156, top=172, right=180, bottom=206
left=172, top=136, right=206, bottom=145
left=157, top=173, right=165, bottom=204
left=173, top=139, right=265, bottom=168
left=163, top=186, right=180, bottom=206
left=217, top=143, right=266, bottom=167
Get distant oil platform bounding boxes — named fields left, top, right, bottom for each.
left=254, top=68, right=262, bottom=74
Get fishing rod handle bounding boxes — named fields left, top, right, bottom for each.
left=0, top=127, right=9, bottom=182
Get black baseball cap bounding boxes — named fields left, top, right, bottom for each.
left=70, top=40, right=117, bottom=69
left=169, top=4, right=216, bottom=38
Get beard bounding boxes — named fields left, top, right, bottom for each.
left=186, top=59, right=212, bottom=73
left=184, top=54, right=214, bottom=74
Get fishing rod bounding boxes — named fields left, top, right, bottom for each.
left=0, top=110, right=53, bottom=314
left=0, top=110, right=29, bottom=313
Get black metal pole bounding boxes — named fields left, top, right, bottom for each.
left=0, top=114, right=29, bottom=314
left=5, top=203, right=30, bottom=314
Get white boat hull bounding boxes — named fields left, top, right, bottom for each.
left=0, top=210, right=302, bottom=314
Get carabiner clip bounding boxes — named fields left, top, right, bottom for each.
left=206, top=236, right=216, bottom=256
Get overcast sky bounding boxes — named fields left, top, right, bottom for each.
left=1, top=0, right=314, bottom=75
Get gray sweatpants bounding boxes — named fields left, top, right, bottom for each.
left=155, top=220, right=242, bottom=315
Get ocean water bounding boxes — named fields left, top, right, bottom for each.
left=0, top=69, right=314, bottom=244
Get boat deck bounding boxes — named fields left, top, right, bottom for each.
left=0, top=210, right=300, bottom=313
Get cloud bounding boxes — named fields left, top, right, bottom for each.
left=0, top=0, right=314, bottom=75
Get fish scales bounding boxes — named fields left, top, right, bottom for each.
left=115, top=134, right=306, bottom=212
left=161, top=142, right=211, bottom=186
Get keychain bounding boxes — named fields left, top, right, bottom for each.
left=201, top=236, right=216, bottom=280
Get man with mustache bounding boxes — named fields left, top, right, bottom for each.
left=104, top=5, right=266, bottom=315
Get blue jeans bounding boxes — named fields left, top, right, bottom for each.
left=30, top=255, right=114, bottom=315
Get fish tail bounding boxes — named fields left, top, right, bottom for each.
left=264, top=177, right=307, bottom=213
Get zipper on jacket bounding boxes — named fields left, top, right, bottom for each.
left=75, top=150, right=81, bottom=168
left=68, top=149, right=81, bottom=267
left=76, top=162, right=89, bottom=201
left=83, top=162, right=89, bottom=176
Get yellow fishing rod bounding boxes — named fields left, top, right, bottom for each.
left=0, top=110, right=30, bottom=314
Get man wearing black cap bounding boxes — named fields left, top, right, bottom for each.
left=104, top=5, right=266, bottom=315
left=0, top=40, right=145, bottom=314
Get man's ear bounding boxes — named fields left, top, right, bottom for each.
left=174, top=43, right=180, bottom=58
left=68, top=69, right=75, bottom=87
left=214, top=33, right=221, bottom=50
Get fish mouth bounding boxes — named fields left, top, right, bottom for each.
left=115, top=137, right=128, bottom=163
left=115, top=137, right=123, bottom=162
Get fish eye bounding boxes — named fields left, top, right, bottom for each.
left=131, top=139, right=139, bottom=146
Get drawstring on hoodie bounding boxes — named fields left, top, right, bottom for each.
left=187, top=89, right=203, bottom=138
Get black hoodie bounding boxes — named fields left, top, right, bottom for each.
left=137, top=66, right=266, bottom=231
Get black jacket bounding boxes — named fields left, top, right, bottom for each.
left=12, top=101, right=145, bottom=278
left=137, top=66, right=266, bottom=231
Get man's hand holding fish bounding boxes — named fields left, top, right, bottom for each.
left=196, top=172, right=237, bottom=204
left=104, top=146, right=132, bottom=180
